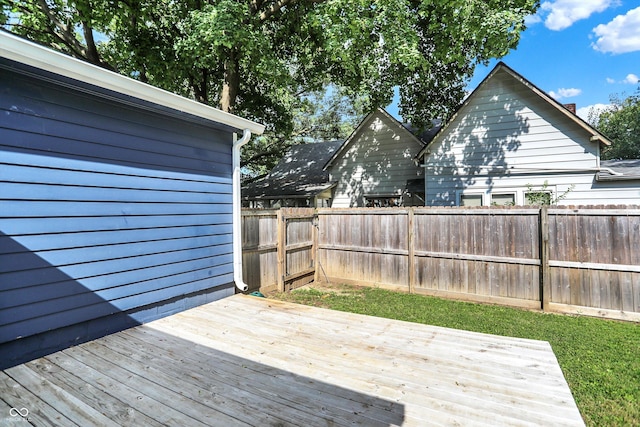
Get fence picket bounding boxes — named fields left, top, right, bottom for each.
left=242, top=206, right=640, bottom=321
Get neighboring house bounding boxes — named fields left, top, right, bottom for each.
left=0, top=32, right=263, bottom=368
left=417, top=62, right=640, bottom=206
left=598, top=159, right=640, bottom=182
left=242, top=140, right=342, bottom=208
left=325, top=108, right=437, bottom=207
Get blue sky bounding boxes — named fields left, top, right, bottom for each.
left=387, top=0, right=640, bottom=122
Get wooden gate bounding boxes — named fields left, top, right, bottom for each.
left=241, top=208, right=317, bottom=293
left=278, top=208, right=317, bottom=291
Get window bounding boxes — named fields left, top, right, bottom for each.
left=525, top=191, right=552, bottom=205
left=491, top=193, right=516, bottom=206
left=365, top=197, right=401, bottom=207
left=460, top=194, right=483, bottom=206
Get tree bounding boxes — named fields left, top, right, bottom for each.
left=242, top=86, right=367, bottom=180
left=2, top=0, right=538, bottom=171
left=598, top=88, right=640, bottom=160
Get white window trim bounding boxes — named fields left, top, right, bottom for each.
left=457, top=185, right=559, bottom=206
left=490, top=192, right=517, bottom=206
left=457, top=191, right=485, bottom=207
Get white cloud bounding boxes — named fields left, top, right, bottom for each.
left=592, top=7, right=640, bottom=53
left=606, top=73, right=640, bottom=84
left=549, top=88, right=582, bottom=99
left=541, top=0, right=616, bottom=31
left=524, top=14, right=542, bottom=26
left=577, top=103, right=612, bottom=124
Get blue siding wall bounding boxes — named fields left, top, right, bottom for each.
left=0, top=64, right=236, bottom=368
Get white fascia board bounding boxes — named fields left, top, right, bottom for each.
left=0, top=31, right=265, bottom=135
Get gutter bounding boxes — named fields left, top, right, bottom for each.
left=232, top=129, right=252, bottom=292
left=596, top=174, right=640, bottom=181
left=419, top=164, right=624, bottom=176
left=0, top=31, right=265, bottom=134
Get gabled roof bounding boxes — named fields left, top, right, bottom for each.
left=323, top=108, right=428, bottom=171
left=0, top=31, right=264, bottom=134
left=417, top=62, right=612, bottom=159
left=243, top=140, right=342, bottom=199
left=597, top=159, right=640, bottom=181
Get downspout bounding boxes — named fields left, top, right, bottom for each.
left=232, top=129, right=251, bottom=292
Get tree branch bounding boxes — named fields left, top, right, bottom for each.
left=259, top=0, right=292, bottom=21
left=250, top=0, right=265, bottom=15
left=242, top=172, right=269, bottom=184
left=259, top=0, right=326, bottom=22
left=35, top=0, right=87, bottom=58
left=80, top=20, right=106, bottom=67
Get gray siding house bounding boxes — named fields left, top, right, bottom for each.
left=0, top=32, right=263, bottom=368
left=418, top=62, right=640, bottom=206
left=325, top=108, right=428, bottom=207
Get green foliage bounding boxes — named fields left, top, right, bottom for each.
left=3, top=0, right=538, bottom=171
left=524, top=180, right=574, bottom=205
left=598, top=88, right=640, bottom=160
left=273, top=285, right=640, bottom=426
left=242, top=86, right=366, bottom=178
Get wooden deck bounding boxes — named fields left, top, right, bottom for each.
left=1, top=294, right=584, bottom=426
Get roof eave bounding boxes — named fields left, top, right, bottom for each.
left=324, top=108, right=424, bottom=170
left=497, top=63, right=612, bottom=147
left=0, top=31, right=265, bottom=135
left=596, top=174, right=640, bottom=181
left=417, top=62, right=614, bottom=160
left=415, top=64, right=507, bottom=160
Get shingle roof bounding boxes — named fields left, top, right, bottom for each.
left=597, top=159, right=640, bottom=181
left=242, top=140, right=343, bottom=199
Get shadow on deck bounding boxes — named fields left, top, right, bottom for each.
left=1, top=294, right=584, bottom=426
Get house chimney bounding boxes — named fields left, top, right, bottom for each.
left=563, top=103, right=576, bottom=114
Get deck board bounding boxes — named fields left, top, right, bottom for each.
left=1, top=294, right=584, bottom=426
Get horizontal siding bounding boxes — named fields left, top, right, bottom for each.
left=425, top=68, right=611, bottom=205
left=426, top=171, right=640, bottom=206
left=563, top=181, right=640, bottom=205
left=0, top=68, right=232, bottom=176
left=0, top=224, right=230, bottom=253
left=0, top=162, right=234, bottom=342
left=428, top=69, right=598, bottom=171
left=1, top=253, right=233, bottom=304
left=331, top=111, right=424, bottom=207
left=2, top=67, right=233, bottom=154
left=1, top=214, right=232, bottom=235
left=2, top=235, right=232, bottom=276
left=0, top=65, right=236, bottom=353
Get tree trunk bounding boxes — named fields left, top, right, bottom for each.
left=192, top=69, right=209, bottom=105
left=220, top=51, right=240, bottom=113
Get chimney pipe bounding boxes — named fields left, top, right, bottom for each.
left=563, top=103, right=576, bottom=114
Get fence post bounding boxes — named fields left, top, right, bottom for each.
left=540, top=206, right=550, bottom=311
left=277, top=209, right=285, bottom=292
left=408, top=208, right=415, bottom=294
left=312, top=210, right=320, bottom=284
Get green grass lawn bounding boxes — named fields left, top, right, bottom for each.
left=269, top=285, right=640, bottom=427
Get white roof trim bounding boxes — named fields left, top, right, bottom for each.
left=324, top=108, right=423, bottom=170
left=0, top=31, right=265, bottom=135
left=417, top=62, right=612, bottom=159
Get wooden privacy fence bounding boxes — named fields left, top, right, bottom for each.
left=242, top=206, right=640, bottom=322
left=317, top=207, right=541, bottom=308
left=241, top=208, right=316, bottom=292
